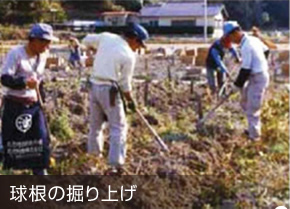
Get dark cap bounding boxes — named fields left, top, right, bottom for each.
left=126, top=23, right=149, bottom=48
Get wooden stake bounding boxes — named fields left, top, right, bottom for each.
left=167, top=65, right=172, bottom=82
left=190, top=78, right=194, bottom=94
left=195, top=93, right=203, bottom=120
left=144, top=80, right=149, bottom=106
left=145, top=57, right=148, bottom=72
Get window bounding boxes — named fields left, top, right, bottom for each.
left=171, top=20, right=196, bottom=26
left=149, top=20, right=158, bottom=26
left=111, top=17, right=118, bottom=26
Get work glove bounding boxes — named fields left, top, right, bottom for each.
left=127, top=100, right=136, bottom=113
left=235, top=57, right=242, bottom=63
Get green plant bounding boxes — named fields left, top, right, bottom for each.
left=49, top=109, right=75, bottom=142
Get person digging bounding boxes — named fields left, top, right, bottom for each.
left=82, top=23, right=149, bottom=175
left=224, top=21, right=270, bottom=142
left=205, top=34, right=240, bottom=99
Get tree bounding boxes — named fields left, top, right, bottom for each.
left=0, top=0, right=66, bottom=25
left=0, top=0, right=17, bottom=23
left=223, top=0, right=288, bottom=30
left=61, top=0, right=123, bottom=12
left=27, top=0, right=66, bottom=23
left=264, top=0, right=289, bottom=28
left=115, top=0, right=142, bottom=11
left=33, top=0, right=66, bottom=23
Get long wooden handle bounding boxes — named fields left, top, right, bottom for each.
left=35, top=84, right=44, bottom=108
left=225, top=71, right=234, bottom=83
left=136, top=109, right=169, bottom=152
left=197, top=90, right=233, bottom=126
left=35, top=83, right=53, bottom=144
left=218, top=71, right=234, bottom=99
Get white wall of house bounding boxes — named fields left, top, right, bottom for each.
left=213, top=13, right=224, bottom=37
left=214, top=13, right=224, bottom=29
left=158, top=18, right=171, bottom=26
left=140, top=11, right=225, bottom=37
left=141, top=17, right=198, bottom=26
left=195, top=12, right=224, bottom=27
left=140, top=17, right=159, bottom=25
left=195, top=13, right=224, bottom=38
left=128, top=15, right=139, bottom=23
left=141, top=14, right=224, bottom=27
left=196, top=17, right=215, bottom=27
left=212, top=28, right=223, bottom=38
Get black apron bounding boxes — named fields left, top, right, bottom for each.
left=2, top=55, right=50, bottom=169
left=2, top=99, right=50, bottom=169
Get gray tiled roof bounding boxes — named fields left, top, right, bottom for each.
left=140, top=2, right=224, bottom=17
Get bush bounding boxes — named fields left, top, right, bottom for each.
left=0, top=25, right=28, bottom=40
left=49, top=109, right=75, bottom=142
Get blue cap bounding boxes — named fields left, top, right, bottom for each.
left=29, top=23, right=59, bottom=42
left=129, top=23, right=149, bottom=47
left=223, top=21, right=240, bottom=36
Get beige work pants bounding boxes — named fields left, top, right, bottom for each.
left=87, top=84, right=127, bottom=166
left=241, top=71, right=269, bottom=139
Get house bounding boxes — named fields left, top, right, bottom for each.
left=100, top=11, right=139, bottom=26
left=139, top=1, right=228, bottom=37
left=61, top=20, right=98, bottom=31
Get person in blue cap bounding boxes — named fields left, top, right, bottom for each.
left=82, top=22, right=149, bottom=174
left=223, top=21, right=270, bottom=142
left=1, top=23, right=58, bottom=175
left=68, top=36, right=82, bottom=69
left=206, top=34, right=240, bottom=97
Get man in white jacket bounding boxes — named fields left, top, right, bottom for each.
left=82, top=23, right=149, bottom=173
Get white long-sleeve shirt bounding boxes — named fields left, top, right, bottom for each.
left=82, top=32, right=136, bottom=92
left=240, top=34, right=269, bottom=74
